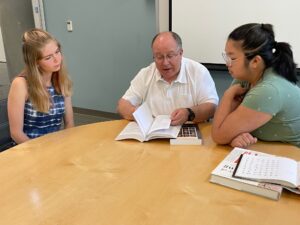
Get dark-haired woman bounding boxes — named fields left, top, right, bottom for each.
left=212, top=23, right=300, bottom=148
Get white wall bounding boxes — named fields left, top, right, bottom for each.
left=171, top=0, right=300, bottom=66
left=0, top=26, right=6, bottom=62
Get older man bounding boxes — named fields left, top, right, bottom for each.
left=117, top=31, right=218, bottom=125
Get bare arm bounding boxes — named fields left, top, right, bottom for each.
left=64, top=96, right=74, bottom=128
left=7, top=77, right=30, bottom=144
left=117, top=98, right=137, bottom=121
left=212, top=84, right=272, bottom=144
left=170, top=102, right=217, bottom=126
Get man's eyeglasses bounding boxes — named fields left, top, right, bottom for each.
left=153, top=50, right=181, bottom=62
left=222, top=52, right=236, bottom=66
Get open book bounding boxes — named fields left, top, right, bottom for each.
left=115, top=102, right=181, bottom=142
left=170, top=123, right=202, bottom=145
left=210, top=147, right=283, bottom=200
left=233, top=154, right=300, bottom=194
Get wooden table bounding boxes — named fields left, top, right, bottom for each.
left=0, top=120, right=299, bottom=225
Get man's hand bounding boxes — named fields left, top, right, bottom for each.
left=230, top=133, right=257, bottom=148
left=170, top=108, right=189, bottom=125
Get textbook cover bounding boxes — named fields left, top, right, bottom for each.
left=170, top=123, right=202, bottom=145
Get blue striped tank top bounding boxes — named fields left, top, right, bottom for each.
left=23, top=86, right=65, bottom=139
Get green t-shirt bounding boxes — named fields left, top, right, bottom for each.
left=233, top=68, right=300, bottom=147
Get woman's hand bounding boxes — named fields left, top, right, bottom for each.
left=223, top=84, right=249, bottom=111
left=230, top=132, right=257, bottom=148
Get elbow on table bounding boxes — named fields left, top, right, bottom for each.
left=116, top=98, right=134, bottom=121
left=211, top=129, right=231, bottom=145
left=120, top=114, right=134, bottom=121
left=10, top=131, right=23, bottom=145
left=116, top=99, right=125, bottom=117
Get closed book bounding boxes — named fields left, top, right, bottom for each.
left=210, top=147, right=282, bottom=200
left=170, top=123, right=202, bottom=145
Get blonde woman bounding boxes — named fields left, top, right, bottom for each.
left=8, top=28, right=74, bottom=144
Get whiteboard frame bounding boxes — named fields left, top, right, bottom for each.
left=171, top=0, right=300, bottom=69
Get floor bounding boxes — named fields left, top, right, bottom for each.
left=73, top=112, right=112, bottom=126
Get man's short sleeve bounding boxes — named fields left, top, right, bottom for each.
left=194, top=65, right=219, bottom=105
left=122, top=66, right=154, bottom=107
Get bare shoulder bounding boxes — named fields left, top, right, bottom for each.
left=11, top=76, right=27, bottom=86
left=9, top=76, right=28, bottom=97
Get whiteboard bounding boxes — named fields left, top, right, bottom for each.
left=172, top=0, right=300, bottom=67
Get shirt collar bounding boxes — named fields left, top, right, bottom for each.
left=155, top=57, right=187, bottom=84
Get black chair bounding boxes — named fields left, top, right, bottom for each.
left=0, top=97, right=14, bottom=151
left=0, top=139, right=15, bottom=152
left=0, top=122, right=14, bottom=152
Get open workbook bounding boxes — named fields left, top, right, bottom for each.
left=210, top=147, right=283, bottom=200
left=233, top=154, right=300, bottom=193
left=115, top=102, right=181, bottom=142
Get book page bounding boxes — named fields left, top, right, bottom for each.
left=298, top=162, right=300, bottom=188
left=148, top=115, right=171, bottom=134
left=115, top=122, right=144, bottom=142
left=234, top=155, right=298, bottom=188
left=212, top=148, right=270, bottom=182
left=133, top=102, right=154, bottom=137
left=147, top=125, right=181, bottom=140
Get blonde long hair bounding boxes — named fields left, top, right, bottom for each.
left=22, top=28, right=72, bottom=113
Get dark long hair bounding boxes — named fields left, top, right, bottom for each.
left=228, top=23, right=298, bottom=83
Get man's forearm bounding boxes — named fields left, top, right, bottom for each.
left=117, top=98, right=136, bottom=120
left=191, top=103, right=217, bottom=122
